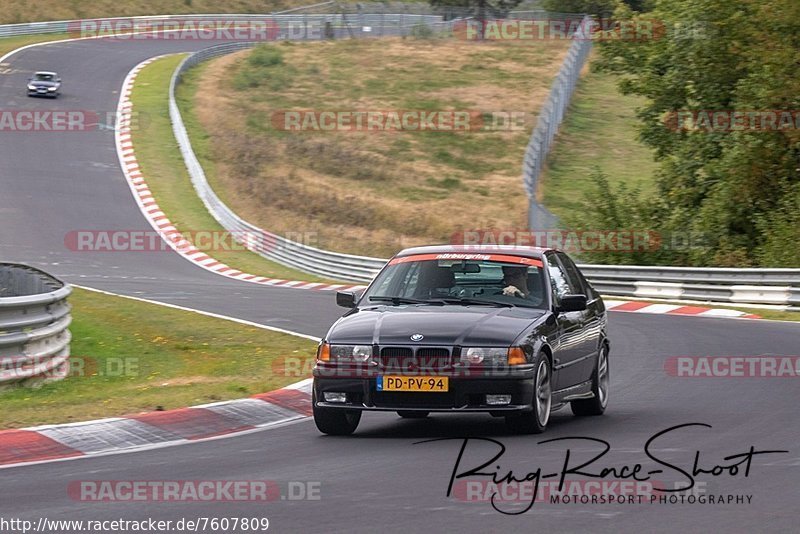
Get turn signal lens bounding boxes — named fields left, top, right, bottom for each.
left=507, top=347, right=527, bottom=365
left=317, top=343, right=331, bottom=362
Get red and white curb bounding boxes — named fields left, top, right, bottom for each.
left=0, top=380, right=313, bottom=469
left=604, top=299, right=761, bottom=319
left=115, top=56, right=366, bottom=293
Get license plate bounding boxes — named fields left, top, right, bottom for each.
left=377, top=375, right=448, bottom=392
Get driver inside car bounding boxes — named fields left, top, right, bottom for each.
left=501, top=265, right=530, bottom=298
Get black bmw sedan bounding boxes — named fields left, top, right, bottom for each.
left=312, top=245, right=609, bottom=435
left=27, top=71, right=62, bottom=98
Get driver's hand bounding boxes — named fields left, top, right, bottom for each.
left=502, top=285, right=524, bottom=297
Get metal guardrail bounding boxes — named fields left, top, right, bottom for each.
left=523, top=16, right=594, bottom=229
left=580, top=265, right=800, bottom=308
left=0, top=264, right=72, bottom=387
left=169, top=42, right=388, bottom=282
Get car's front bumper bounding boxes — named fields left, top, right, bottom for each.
left=313, top=366, right=536, bottom=413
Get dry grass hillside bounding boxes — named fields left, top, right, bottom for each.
left=182, top=37, right=569, bottom=256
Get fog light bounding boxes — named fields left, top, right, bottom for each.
left=486, top=395, right=511, bottom=405
left=323, top=392, right=347, bottom=403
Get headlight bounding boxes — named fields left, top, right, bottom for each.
left=27, top=85, right=36, bottom=90
left=48, top=87, right=57, bottom=91
left=329, top=344, right=373, bottom=363
left=461, top=347, right=508, bottom=365
left=460, top=347, right=528, bottom=366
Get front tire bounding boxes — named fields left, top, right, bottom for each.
left=506, top=353, right=551, bottom=434
left=313, top=391, right=361, bottom=435
left=571, top=344, right=609, bottom=416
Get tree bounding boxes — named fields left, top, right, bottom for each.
left=429, top=0, right=524, bottom=38
left=595, top=0, right=800, bottom=266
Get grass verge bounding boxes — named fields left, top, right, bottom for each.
left=0, top=33, right=70, bottom=59
left=540, top=58, right=659, bottom=222
left=130, top=54, right=332, bottom=283
left=0, top=287, right=317, bottom=429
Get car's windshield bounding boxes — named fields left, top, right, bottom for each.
left=33, top=73, right=55, bottom=81
left=362, top=254, right=547, bottom=309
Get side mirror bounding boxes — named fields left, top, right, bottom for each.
left=557, top=294, right=587, bottom=313
left=336, top=291, right=358, bottom=308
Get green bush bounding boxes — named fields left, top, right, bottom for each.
left=408, top=23, right=435, bottom=39
left=755, top=184, right=800, bottom=267
left=231, top=46, right=292, bottom=91
left=247, top=45, right=284, bottom=67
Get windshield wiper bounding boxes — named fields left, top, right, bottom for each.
left=436, top=297, right=516, bottom=308
left=368, top=296, right=444, bottom=306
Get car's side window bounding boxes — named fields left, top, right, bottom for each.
left=557, top=252, right=587, bottom=296
left=397, top=262, right=421, bottom=297
left=546, top=253, right=574, bottom=304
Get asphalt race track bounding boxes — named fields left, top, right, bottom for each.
left=0, top=38, right=341, bottom=337
left=1, top=36, right=799, bottom=533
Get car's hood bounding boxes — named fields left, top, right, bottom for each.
left=29, top=81, right=58, bottom=87
left=328, top=305, right=546, bottom=346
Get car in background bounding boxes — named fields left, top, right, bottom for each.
left=312, top=245, right=610, bottom=435
left=27, top=71, right=61, bottom=98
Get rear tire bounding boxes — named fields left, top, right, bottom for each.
left=506, top=352, right=551, bottom=434
left=571, top=344, right=609, bottom=416
left=312, top=391, right=361, bottom=435
left=397, top=411, right=429, bottom=419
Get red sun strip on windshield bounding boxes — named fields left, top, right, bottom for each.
left=388, top=253, right=543, bottom=267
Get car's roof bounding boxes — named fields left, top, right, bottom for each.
left=394, top=244, right=550, bottom=259
left=34, top=71, right=57, bottom=75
